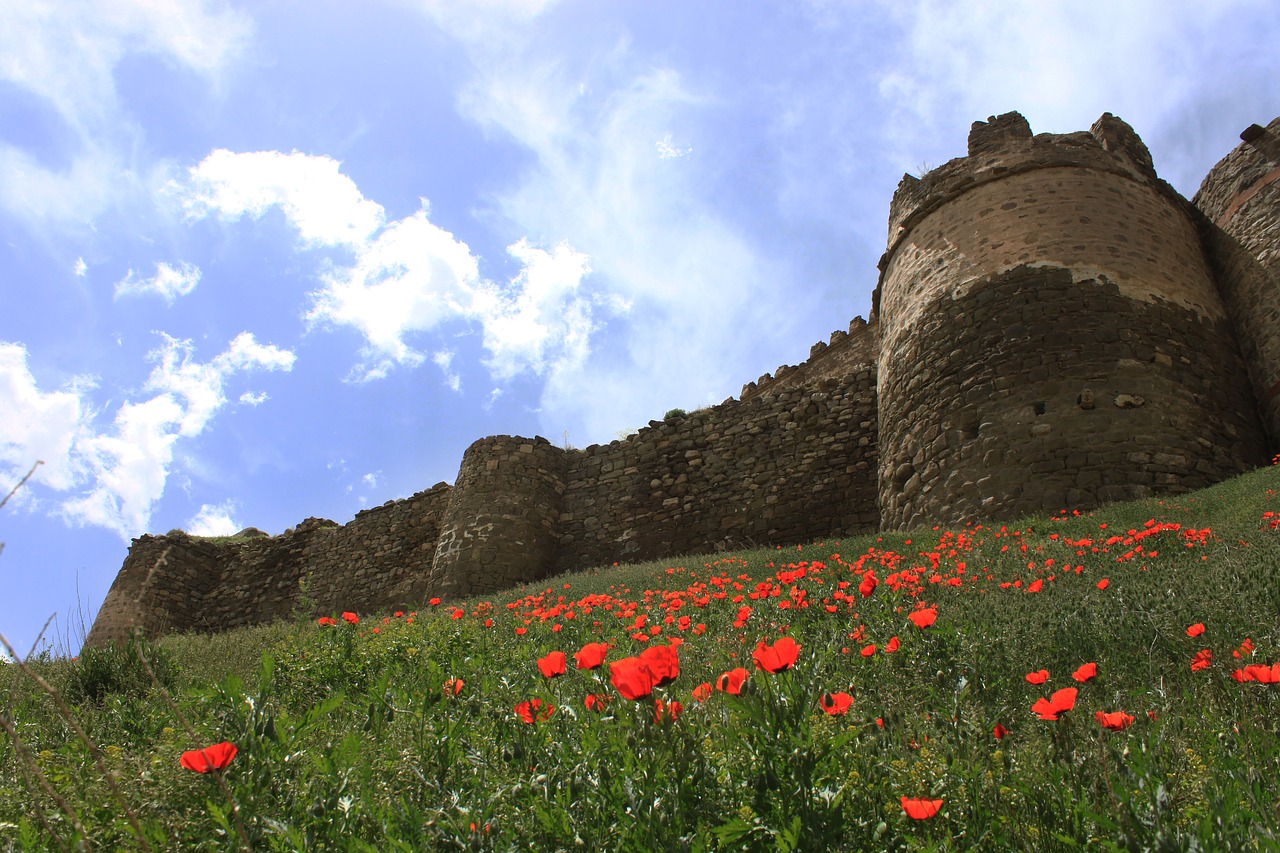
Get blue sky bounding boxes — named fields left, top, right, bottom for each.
left=2, top=0, right=1278, bottom=657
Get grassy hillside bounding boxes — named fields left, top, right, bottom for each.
left=3, top=464, right=1280, bottom=850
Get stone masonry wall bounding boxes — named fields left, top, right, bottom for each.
left=428, top=436, right=567, bottom=599
left=876, top=266, right=1266, bottom=529
left=556, top=368, right=880, bottom=571
left=1195, top=117, right=1280, bottom=448
left=87, top=484, right=453, bottom=645
left=86, top=110, right=1280, bottom=646
left=877, top=113, right=1268, bottom=529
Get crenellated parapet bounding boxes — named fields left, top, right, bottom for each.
left=740, top=315, right=879, bottom=400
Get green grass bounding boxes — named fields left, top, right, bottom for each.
left=3, top=465, right=1280, bottom=850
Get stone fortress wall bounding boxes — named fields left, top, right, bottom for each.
left=86, top=111, right=1280, bottom=646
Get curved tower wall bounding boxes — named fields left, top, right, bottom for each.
left=1194, top=117, right=1280, bottom=449
left=876, top=112, right=1268, bottom=530
left=429, top=435, right=567, bottom=598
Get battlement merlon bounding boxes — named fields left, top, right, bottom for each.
left=881, top=112, right=1164, bottom=261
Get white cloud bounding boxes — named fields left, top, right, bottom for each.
left=477, top=239, right=594, bottom=380
left=361, top=472, right=379, bottom=489
left=433, top=350, right=461, bottom=391
left=186, top=501, right=239, bottom=537
left=114, top=261, right=201, bottom=303
left=73, top=258, right=87, bottom=277
left=179, top=149, right=610, bottom=386
left=0, top=343, right=89, bottom=493
left=454, top=47, right=781, bottom=441
left=0, top=0, right=252, bottom=228
left=304, top=206, right=483, bottom=378
left=873, top=0, right=1271, bottom=184
left=1, top=333, right=293, bottom=540
left=238, top=391, right=268, bottom=406
left=410, top=0, right=560, bottom=45
left=0, top=0, right=252, bottom=133
left=655, top=132, right=691, bottom=159
left=181, top=150, right=385, bottom=248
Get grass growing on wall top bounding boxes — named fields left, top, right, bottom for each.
left=2, top=463, right=1280, bottom=849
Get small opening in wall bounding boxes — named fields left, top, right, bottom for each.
left=1034, top=401, right=1047, bottom=416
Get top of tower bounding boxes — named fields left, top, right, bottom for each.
left=1193, top=115, right=1280, bottom=226
left=882, top=112, right=1166, bottom=261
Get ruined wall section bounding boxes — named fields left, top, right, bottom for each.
left=876, top=112, right=1268, bottom=529
left=1194, top=117, right=1280, bottom=449
left=86, top=484, right=453, bottom=646
left=556, top=368, right=880, bottom=570
left=740, top=316, right=879, bottom=400
left=85, top=537, right=226, bottom=645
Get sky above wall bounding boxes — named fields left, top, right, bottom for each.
left=2, top=0, right=1278, bottom=657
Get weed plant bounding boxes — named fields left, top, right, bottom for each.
left=1, top=465, right=1279, bottom=849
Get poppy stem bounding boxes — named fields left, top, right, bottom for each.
left=132, top=637, right=253, bottom=852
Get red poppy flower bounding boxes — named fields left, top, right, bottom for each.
left=1190, top=649, right=1212, bottom=671
left=716, top=667, right=749, bottom=695
left=885, top=636, right=900, bottom=654
left=180, top=742, right=237, bottom=773
left=859, top=574, right=878, bottom=597
left=820, top=691, right=852, bottom=716
left=1024, top=669, right=1049, bottom=685
left=1243, top=663, right=1280, bottom=684
left=1096, top=578, right=1109, bottom=590
left=443, top=677, right=464, bottom=696
left=610, top=657, right=656, bottom=700
left=1072, top=662, right=1097, bottom=683
left=691, top=682, right=712, bottom=702
left=1095, top=710, right=1135, bottom=731
left=639, top=643, right=680, bottom=687
left=514, top=698, right=555, bottom=724
left=574, top=642, right=608, bottom=670
left=584, top=693, right=608, bottom=712
left=992, top=723, right=1008, bottom=740
left=753, top=636, right=801, bottom=673
left=1026, top=579, right=1043, bottom=593
left=1031, top=687, right=1077, bottom=720
left=654, top=698, right=684, bottom=723
left=1233, top=638, right=1255, bottom=659
left=341, top=611, right=359, bottom=625
left=901, top=797, right=943, bottom=820
left=1186, top=622, right=1205, bottom=637
left=860, top=644, right=876, bottom=657
left=429, top=597, right=441, bottom=605
left=537, top=651, right=567, bottom=679
left=907, top=607, right=937, bottom=629
left=317, top=616, right=336, bottom=627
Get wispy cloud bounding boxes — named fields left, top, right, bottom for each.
left=0, top=0, right=252, bottom=229
left=0, top=333, right=294, bottom=540
left=114, top=261, right=201, bottom=303
left=874, top=0, right=1275, bottom=189
left=449, top=39, right=784, bottom=441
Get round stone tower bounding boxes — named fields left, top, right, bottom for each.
left=428, top=435, right=567, bottom=598
left=1194, top=117, right=1280, bottom=450
left=876, top=112, right=1268, bottom=530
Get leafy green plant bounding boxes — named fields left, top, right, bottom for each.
left=64, top=633, right=176, bottom=706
